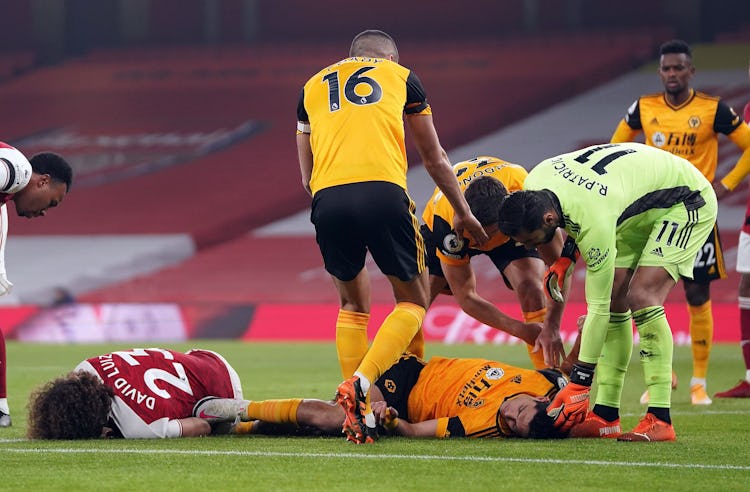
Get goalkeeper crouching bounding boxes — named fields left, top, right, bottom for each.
left=496, top=142, right=718, bottom=442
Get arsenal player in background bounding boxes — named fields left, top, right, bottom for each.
left=0, top=144, right=72, bottom=428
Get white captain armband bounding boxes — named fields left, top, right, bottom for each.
left=296, top=122, right=311, bottom=134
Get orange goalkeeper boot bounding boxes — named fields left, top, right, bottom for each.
left=569, top=413, right=621, bottom=438
left=617, top=413, right=675, bottom=442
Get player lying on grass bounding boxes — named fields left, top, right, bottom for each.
left=27, top=348, right=243, bottom=439
left=197, top=328, right=583, bottom=440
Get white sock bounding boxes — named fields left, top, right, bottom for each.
left=353, top=371, right=371, bottom=394
left=745, top=369, right=750, bottom=382
left=691, top=377, right=707, bottom=389
left=353, top=372, right=375, bottom=428
left=0, top=398, right=8, bottom=414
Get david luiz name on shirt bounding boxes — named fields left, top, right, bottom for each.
left=96, top=353, right=157, bottom=410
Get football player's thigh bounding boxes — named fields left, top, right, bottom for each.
left=639, top=207, right=713, bottom=281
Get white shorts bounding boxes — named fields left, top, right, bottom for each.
left=737, top=231, right=750, bottom=273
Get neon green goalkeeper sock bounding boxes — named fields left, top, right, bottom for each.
left=634, top=306, right=673, bottom=408
left=594, top=311, right=633, bottom=409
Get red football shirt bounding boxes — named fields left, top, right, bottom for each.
left=77, top=348, right=243, bottom=438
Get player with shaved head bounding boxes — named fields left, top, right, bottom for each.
left=296, top=30, right=487, bottom=444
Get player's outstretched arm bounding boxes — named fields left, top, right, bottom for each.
left=442, top=262, right=539, bottom=345
left=371, top=400, right=437, bottom=437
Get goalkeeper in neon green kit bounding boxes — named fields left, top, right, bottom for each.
left=498, top=142, right=717, bottom=441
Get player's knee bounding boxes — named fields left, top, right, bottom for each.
left=626, top=289, right=659, bottom=312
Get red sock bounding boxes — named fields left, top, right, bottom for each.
left=0, top=329, right=6, bottom=398
left=741, top=309, right=750, bottom=370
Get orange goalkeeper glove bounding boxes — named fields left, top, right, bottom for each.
left=546, top=363, right=593, bottom=432
left=544, top=236, right=579, bottom=303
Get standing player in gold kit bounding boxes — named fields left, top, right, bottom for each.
left=296, top=30, right=487, bottom=443
left=611, top=40, right=750, bottom=405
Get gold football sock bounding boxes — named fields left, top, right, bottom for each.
left=688, top=301, right=712, bottom=379
left=232, top=421, right=255, bottom=434
left=405, top=327, right=425, bottom=359
left=356, top=302, right=425, bottom=387
left=335, top=309, right=370, bottom=379
left=523, top=308, right=547, bottom=369
left=246, top=399, right=302, bottom=425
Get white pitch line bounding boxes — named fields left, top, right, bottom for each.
left=1, top=447, right=748, bottom=471
left=621, top=409, right=750, bottom=417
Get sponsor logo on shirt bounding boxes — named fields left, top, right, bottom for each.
left=485, top=367, right=505, bottom=380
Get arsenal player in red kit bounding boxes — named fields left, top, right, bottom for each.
left=27, top=348, right=244, bottom=439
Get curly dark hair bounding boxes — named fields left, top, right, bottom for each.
left=27, top=371, right=113, bottom=439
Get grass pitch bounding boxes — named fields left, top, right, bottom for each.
left=1, top=340, right=749, bottom=491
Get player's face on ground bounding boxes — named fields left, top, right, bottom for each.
left=659, top=53, right=694, bottom=96
left=14, top=177, right=67, bottom=218
left=500, top=394, right=549, bottom=437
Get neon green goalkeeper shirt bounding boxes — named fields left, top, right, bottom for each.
left=524, top=142, right=714, bottom=353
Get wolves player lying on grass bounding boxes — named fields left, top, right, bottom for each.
left=197, top=340, right=583, bottom=440
left=27, top=348, right=243, bottom=439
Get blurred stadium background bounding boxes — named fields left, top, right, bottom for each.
left=1, top=0, right=749, bottom=344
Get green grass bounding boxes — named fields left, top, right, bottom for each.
left=1, top=341, right=749, bottom=491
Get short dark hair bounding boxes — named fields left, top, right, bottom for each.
left=349, top=30, right=398, bottom=60
left=497, top=190, right=555, bottom=236
left=527, top=400, right=568, bottom=439
left=464, top=176, right=508, bottom=226
left=27, top=371, right=113, bottom=439
left=659, top=39, right=691, bottom=58
left=29, top=152, right=73, bottom=192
